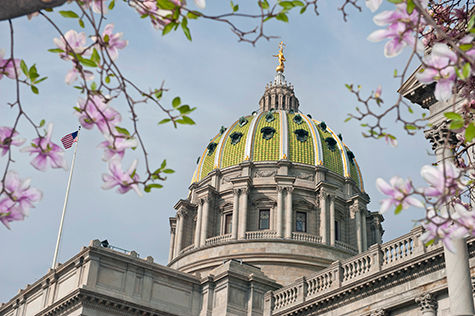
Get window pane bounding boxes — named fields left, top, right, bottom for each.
left=259, top=209, right=270, bottom=230
left=225, top=214, right=232, bottom=234
left=296, top=212, right=306, bottom=232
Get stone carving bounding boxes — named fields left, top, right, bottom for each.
left=415, top=293, right=437, bottom=312
left=254, top=169, right=276, bottom=178
left=221, top=176, right=232, bottom=184
left=369, top=309, right=387, bottom=316
left=293, top=170, right=314, bottom=181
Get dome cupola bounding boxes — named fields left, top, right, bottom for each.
left=168, top=44, right=383, bottom=285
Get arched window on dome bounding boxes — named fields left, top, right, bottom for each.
left=296, top=212, right=307, bottom=232
left=259, top=209, right=270, bottom=230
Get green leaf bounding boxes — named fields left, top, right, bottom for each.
left=108, top=0, right=115, bottom=10
left=161, top=159, right=167, bottom=169
left=172, top=96, right=181, bottom=108
left=462, top=62, right=470, bottom=79
left=450, top=120, right=464, bottom=130
left=158, top=118, right=172, bottom=125
left=115, top=126, right=130, bottom=136
left=460, top=43, right=473, bottom=51
left=48, top=48, right=64, bottom=53
left=79, top=57, right=97, bottom=68
left=406, top=0, right=415, bottom=14
left=31, top=85, right=39, bottom=94
left=59, top=10, right=79, bottom=18
left=187, top=11, right=200, bottom=19
left=468, top=15, right=475, bottom=30
left=394, top=204, right=403, bottom=215
left=144, top=183, right=164, bottom=192
left=28, top=64, right=38, bottom=79
left=276, top=12, right=289, bottom=22
left=424, top=239, right=435, bottom=247
left=344, top=117, right=352, bottom=122
left=387, top=0, right=404, bottom=3
left=299, top=6, right=306, bottom=14
left=91, top=48, right=101, bottom=65
left=465, top=123, right=475, bottom=142
left=444, top=112, right=462, bottom=121
left=163, top=169, right=175, bottom=174
left=176, top=116, right=195, bottom=125
left=177, top=104, right=195, bottom=114
left=20, top=60, right=28, bottom=77
left=233, top=4, right=239, bottom=12
left=105, top=75, right=111, bottom=84
left=162, top=22, right=175, bottom=36
left=33, top=77, right=47, bottom=84
left=279, top=1, right=294, bottom=9
left=104, top=34, right=110, bottom=43
left=155, top=89, right=163, bottom=99
left=408, top=106, right=413, bottom=114
left=157, top=0, right=176, bottom=10
left=181, top=18, right=192, bottom=41
left=259, top=0, right=269, bottom=9
left=393, top=69, right=398, bottom=77
left=78, top=19, right=85, bottom=28
left=405, top=124, right=417, bottom=130
left=90, top=81, right=97, bottom=90
left=292, top=1, right=304, bottom=6
left=39, top=119, right=45, bottom=127
left=345, top=83, right=353, bottom=91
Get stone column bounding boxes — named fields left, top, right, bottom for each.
left=319, top=192, right=327, bottom=244
left=200, top=197, right=210, bottom=246
left=174, top=213, right=184, bottom=257
left=352, top=204, right=363, bottom=253
left=284, top=187, right=293, bottom=238
left=426, top=124, right=474, bottom=316
left=329, top=195, right=335, bottom=246
left=232, top=189, right=240, bottom=239
left=238, top=188, right=249, bottom=239
left=169, top=225, right=176, bottom=262
left=194, top=201, right=202, bottom=248
left=276, top=186, right=284, bottom=238
left=415, top=293, right=437, bottom=316
left=361, top=208, right=368, bottom=251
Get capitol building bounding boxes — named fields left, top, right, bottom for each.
left=1, top=46, right=474, bottom=316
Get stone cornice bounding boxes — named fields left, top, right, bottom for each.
left=230, top=176, right=252, bottom=188
left=173, top=199, right=197, bottom=211
left=195, top=184, right=218, bottom=198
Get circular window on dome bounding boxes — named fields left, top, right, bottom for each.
left=219, top=126, right=227, bottom=135
left=294, top=129, right=309, bottom=142
left=319, top=121, right=327, bottom=131
left=325, top=137, right=337, bottom=151
left=230, top=132, right=243, bottom=145
left=207, top=142, right=217, bottom=156
left=239, top=117, right=248, bottom=127
left=293, top=114, right=304, bottom=125
left=265, top=112, right=275, bottom=122
left=261, top=127, right=276, bottom=140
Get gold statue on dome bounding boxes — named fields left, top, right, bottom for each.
left=273, top=41, right=286, bottom=73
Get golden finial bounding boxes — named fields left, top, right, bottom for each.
left=273, top=41, right=286, bottom=73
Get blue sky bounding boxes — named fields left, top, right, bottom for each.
left=0, top=1, right=433, bottom=302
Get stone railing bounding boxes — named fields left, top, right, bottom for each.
left=205, top=233, right=232, bottom=245
left=291, top=232, right=322, bottom=244
left=265, top=226, right=433, bottom=314
left=246, top=230, right=277, bottom=240
left=335, top=240, right=358, bottom=253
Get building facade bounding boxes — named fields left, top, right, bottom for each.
left=1, top=51, right=474, bottom=316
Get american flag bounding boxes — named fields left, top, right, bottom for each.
left=61, top=131, right=78, bottom=149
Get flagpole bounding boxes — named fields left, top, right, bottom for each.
left=51, top=126, right=81, bottom=269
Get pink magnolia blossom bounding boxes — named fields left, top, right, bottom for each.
left=102, top=159, right=142, bottom=196
left=21, top=123, right=67, bottom=171
left=383, top=134, right=398, bottom=147
left=416, top=43, right=457, bottom=101
left=98, top=135, right=138, bottom=161
left=0, top=49, right=20, bottom=80
left=420, top=209, right=467, bottom=253
left=65, top=63, right=94, bottom=85
left=367, top=3, right=425, bottom=57
left=420, top=161, right=464, bottom=199
left=133, top=0, right=183, bottom=29
left=365, top=0, right=382, bottom=12
left=0, top=127, right=26, bottom=156
left=97, top=24, right=128, bottom=60
left=82, top=0, right=108, bottom=14
left=76, top=95, right=121, bottom=133
left=0, top=171, right=42, bottom=229
left=53, top=30, right=88, bottom=60
left=376, top=176, right=423, bottom=213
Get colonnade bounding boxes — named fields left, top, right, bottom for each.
left=169, top=185, right=371, bottom=261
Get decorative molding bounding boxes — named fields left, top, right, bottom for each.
left=415, top=293, right=437, bottom=312
left=254, top=169, right=277, bottom=178
left=369, top=309, right=387, bottom=316
left=293, top=170, right=315, bottom=181
left=424, top=121, right=458, bottom=151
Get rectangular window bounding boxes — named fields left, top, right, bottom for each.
left=335, top=221, right=340, bottom=241
left=296, top=212, right=307, bottom=232
left=224, top=214, right=232, bottom=234
left=259, top=209, right=270, bottom=230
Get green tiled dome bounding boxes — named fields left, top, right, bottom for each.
left=191, top=111, right=364, bottom=191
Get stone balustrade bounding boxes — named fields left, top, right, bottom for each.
left=264, top=226, right=466, bottom=315
left=245, top=230, right=277, bottom=239
left=291, top=232, right=322, bottom=243
left=205, top=233, right=232, bottom=245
